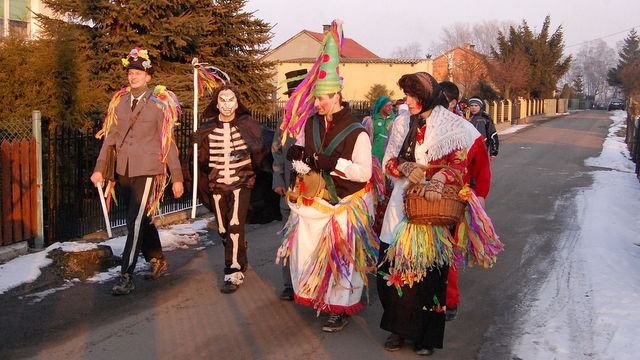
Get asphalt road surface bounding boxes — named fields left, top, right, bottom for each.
left=0, top=110, right=612, bottom=360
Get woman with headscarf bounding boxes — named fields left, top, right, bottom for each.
left=362, top=96, right=395, bottom=163
left=376, top=72, right=502, bottom=356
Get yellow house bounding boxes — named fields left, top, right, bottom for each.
left=263, top=26, right=432, bottom=101
left=1, top=0, right=54, bottom=38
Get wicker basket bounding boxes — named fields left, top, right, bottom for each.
left=404, top=182, right=466, bottom=226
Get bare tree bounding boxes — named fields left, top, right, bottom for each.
left=569, top=39, right=617, bottom=100
left=430, top=20, right=513, bottom=55
left=390, top=41, right=426, bottom=58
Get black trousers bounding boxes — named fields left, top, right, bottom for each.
left=118, top=175, right=163, bottom=275
left=212, top=187, right=250, bottom=275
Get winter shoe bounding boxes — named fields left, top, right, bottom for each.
left=414, top=347, right=434, bottom=356
left=112, top=273, right=134, bottom=295
left=220, top=281, right=239, bottom=294
left=144, top=257, right=169, bottom=280
left=322, top=313, right=349, bottom=332
left=384, top=333, right=404, bottom=351
left=279, top=287, right=294, bottom=301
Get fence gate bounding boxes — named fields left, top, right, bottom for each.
left=0, top=138, right=37, bottom=246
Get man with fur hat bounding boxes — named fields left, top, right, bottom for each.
left=91, top=47, right=184, bottom=295
left=276, top=20, right=378, bottom=332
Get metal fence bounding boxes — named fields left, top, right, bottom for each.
left=9, top=96, right=606, bottom=245
left=0, top=99, right=376, bottom=245
left=40, top=117, right=196, bottom=243
left=0, top=117, right=32, bottom=141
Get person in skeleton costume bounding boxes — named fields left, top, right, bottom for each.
left=194, top=85, right=264, bottom=294
left=276, top=20, right=379, bottom=333
left=91, top=47, right=184, bottom=296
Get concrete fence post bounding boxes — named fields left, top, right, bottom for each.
left=490, top=101, right=497, bottom=123
left=520, top=99, right=528, bottom=120
left=31, top=110, right=44, bottom=249
left=506, top=99, right=512, bottom=123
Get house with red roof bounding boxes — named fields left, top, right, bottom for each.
left=432, top=43, right=489, bottom=98
left=262, top=25, right=432, bottom=101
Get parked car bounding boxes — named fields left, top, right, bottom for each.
left=593, top=101, right=607, bottom=110
left=608, top=98, right=625, bottom=111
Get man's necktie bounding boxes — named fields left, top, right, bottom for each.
left=131, top=98, right=138, bottom=111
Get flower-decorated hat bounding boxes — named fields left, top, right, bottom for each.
left=279, top=20, right=344, bottom=143
left=121, top=47, right=153, bottom=73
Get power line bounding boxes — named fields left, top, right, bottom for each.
left=566, top=25, right=639, bottom=48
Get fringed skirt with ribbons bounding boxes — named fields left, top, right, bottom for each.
left=276, top=185, right=379, bottom=315
left=377, top=178, right=503, bottom=349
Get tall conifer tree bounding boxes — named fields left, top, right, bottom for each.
left=36, top=0, right=275, bottom=114
left=607, top=29, right=640, bottom=96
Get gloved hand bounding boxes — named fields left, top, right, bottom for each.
left=286, top=145, right=305, bottom=161
left=315, top=153, right=338, bottom=170
left=397, top=161, right=424, bottom=184
left=424, top=172, right=446, bottom=201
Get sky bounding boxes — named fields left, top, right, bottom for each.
left=244, top=0, right=640, bottom=57
left=1, top=111, right=639, bottom=358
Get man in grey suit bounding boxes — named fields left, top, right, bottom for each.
left=90, top=47, right=184, bottom=295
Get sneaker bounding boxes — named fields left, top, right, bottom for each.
left=322, top=313, right=349, bottom=332
left=414, top=347, right=434, bottom=356
left=220, top=281, right=239, bottom=294
left=384, top=333, right=404, bottom=351
left=279, top=287, right=294, bottom=301
left=112, top=273, right=134, bottom=295
left=445, top=307, right=458, bottom=321
left=144, top=257, right=169, bottom=280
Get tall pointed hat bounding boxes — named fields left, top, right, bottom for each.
left=279, top=20, right=344, bottom=144
left=314, top=22, right=343, bottom=96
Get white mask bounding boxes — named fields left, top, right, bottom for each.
left=217, top=89, right=238, bottom=119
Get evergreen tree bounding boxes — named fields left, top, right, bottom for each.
left=571, top=75, right=585, bottom=99
left=364, top=84, right=394, bottom=105
left=36, top=0, right=275, bottom=117
left=607, top=29, right=640, bottom=96
left=559, top=83, right=574, bottom=99
left=0, top=26, right=100, bottom=128
left=490, top=16, right=571, bottom=99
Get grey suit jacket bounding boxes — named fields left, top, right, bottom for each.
left=94, top=89, right=184, bottom=182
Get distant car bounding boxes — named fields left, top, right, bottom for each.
left=608, top=98, right=625, bottom=111
left=593, top=101, right=607, bottom=110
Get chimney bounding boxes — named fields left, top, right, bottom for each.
left=322, top=24, right=331, bottom=33
left=464, top=43, right=476, bottom=51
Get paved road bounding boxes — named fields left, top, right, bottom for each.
left=0, top=110, right=612, bottom=359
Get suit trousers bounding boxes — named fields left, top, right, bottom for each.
left=118, top=174, right=163, bottom=275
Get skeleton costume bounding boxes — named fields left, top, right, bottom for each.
left=194, top=88, right=264, bottom=290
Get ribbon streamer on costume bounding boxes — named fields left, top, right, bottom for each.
left=146, top=85, right=181, bottom=218
left=280, top=20, right=344, bottom=145
left=190, top=58, right=228, bottom=218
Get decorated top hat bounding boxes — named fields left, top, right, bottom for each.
left=284, top=69, right=308, bottom=96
